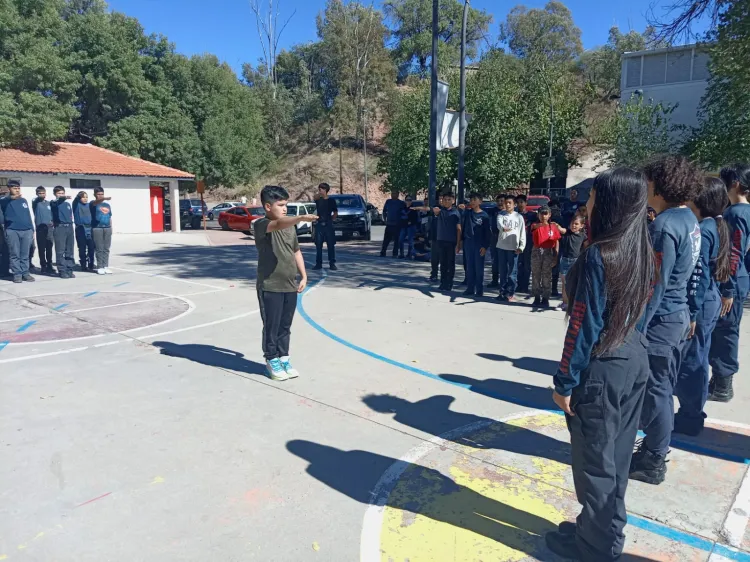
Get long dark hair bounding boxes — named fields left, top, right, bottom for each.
left=566, top=168, right=656, bottom=354
left=695, top=177, right=731, bottom=283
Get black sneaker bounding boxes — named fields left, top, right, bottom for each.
left=629, top=442, right=667, bottom=485
left=21, top=273, right=35, bottom=282
left=59, top=271, right=70, bottom=279
left=541, top=298, right=551, bottom=308
left=12, top=275, right=22, bottom=284
left=462, top=289, right=475, bottom=297
left=487, top=280, right=499, bottom=289
left=312, top=264, right=323, bottom=271
left=69, top=272, right=76, bottom=279
left=708, top=375, right=734, bottom=402
left=495, top=293, right=507, bottom=302
left=673, top=412, right=705, bottom=436
left=558, top=521, right=576, bottom=535
left=545, top=531, right=581, bottom=560
left=329, top=264, right=338, bottom=271
left=532, top=296, right=541, bottom=307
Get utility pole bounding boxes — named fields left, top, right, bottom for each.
left=363, top=108, right=369, bottom=202
left=457, top=0, right=469, bottom=203
left=428, top=0, right=439, bottom=209
left=538, top=67, right=555, bottom=196
left=339, top=132, right=344, bottom=194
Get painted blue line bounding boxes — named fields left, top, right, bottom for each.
left=113, top=282, right=129, bottom=288
left=83, top=291, right=99, bottom=298
left=53, top=303, right=69, bottom=311
left=0, top=341, right=8, bottom=352
left=16, top=320, right=36, bottom=333
left=297, top=275, right=750, bottom=554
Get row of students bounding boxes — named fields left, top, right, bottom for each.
left=548, top=157, right=750, bottom=561
left=0, top=181, right=113, bottom=282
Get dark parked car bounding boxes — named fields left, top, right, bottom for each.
left=326, top=194, right=371, bottom=240
left=163, top=199, right=206, bottom=230
left=366, top=203, right=382, bottom=225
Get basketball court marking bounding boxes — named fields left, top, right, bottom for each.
left=110, top=266, right=228, bottom=291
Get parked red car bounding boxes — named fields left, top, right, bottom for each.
left=526, top=195, right=550, bottom=212
left=218, top=206, right=266, bottom=234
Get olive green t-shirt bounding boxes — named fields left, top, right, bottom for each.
left=254, top=218, right=300, bottom=292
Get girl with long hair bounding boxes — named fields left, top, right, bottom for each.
left=674, top=177, right=731, bottom=435
left=548, top=167, right=655, bottom=561
left=708, top=163, right=750, bottom=402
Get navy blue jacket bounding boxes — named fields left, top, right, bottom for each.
left=51, top=198, right=74, bottom=225
left=720, top=203, right=750, bottom=299
left=73, top=198, right=92, bottom=226
left=0, top=197, right=33, bottom=230
left=560, top=199, right=581, bottom=228
left=462, top=209, right=491, bottom=248
left=383, top=199, right=406, bottom=226
left=488, top=206, right=502, bottom=235
left=32, top=198, right=53, bottom=226
left=644, top=207, right=701, bottom=325
left=687, top=217, right=721, bottom=321
left=436, top=206, right=461, bottom=243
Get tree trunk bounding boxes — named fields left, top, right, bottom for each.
left=339, top=130, right=344, bottom=194
left=363, top=109, right=369, bottom=203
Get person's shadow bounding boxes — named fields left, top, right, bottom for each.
left=477, top=353, right=559, bottom=376
left=287, top=440, right=559, bottom=559
left=439, top=373, right=557, bottom=412
left=362, top=394, right=570, bottom=465
left=152, top=341, right=266, bottom=376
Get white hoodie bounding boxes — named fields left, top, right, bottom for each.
left=496, top=211, right=526, bottom=251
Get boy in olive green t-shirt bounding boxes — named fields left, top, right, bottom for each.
left=255, top=185, right=318, bottom=381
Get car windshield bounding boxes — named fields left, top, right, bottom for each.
left=286, top=206, right=297, bottom=216
left=528, top=197, right=548, bottom=206
left=248, top=207, right=265, bottom=216
left=331, top=196, right=362, bottom=208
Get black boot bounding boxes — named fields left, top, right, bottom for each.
left=545, top=531, right=581, bottom=559
left=487, top=279, right=499, bottom=289
left=708, top=375, right=734, bottom=403
left=629, top=442, right=667, bottom=485
left=673, top=412, right=706, bottom=436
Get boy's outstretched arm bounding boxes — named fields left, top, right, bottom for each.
left=294, top=249, right=308, bottom=293
left=267, top=214, right=318, bottom=233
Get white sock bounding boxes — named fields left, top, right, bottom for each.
left=280, top=356, right=290, bottom=363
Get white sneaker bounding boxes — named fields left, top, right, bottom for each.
left=266, top=359, right=289, bottom=381
left=97, top=268, right=106, bottom=275
left=104, top=268, right=113, bottom=274
left=280, top=357, right=299, bottom=379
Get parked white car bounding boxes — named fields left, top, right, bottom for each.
left=207, top=201, right=241, bottom=221
left=287, top=202, right=317, bottom=237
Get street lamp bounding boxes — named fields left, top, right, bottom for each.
left=428, top=0, right=439, bottom=210
left=457, top=0, right=469, bottom=203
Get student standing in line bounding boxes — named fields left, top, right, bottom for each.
left=461, top=192, right=491, bottom=297
left=381, top=191, right=405, bottom=258
left=432, top=191, right=461, bottom=293
left=51, top=186, right=76, bottom=279
left=90, top=186, right=113, bottom=275
left=73, top=191, right=95, bottom=272
left=398, top=196, right=419, bottom=259
left=487, top=194, right=504, bottom=289
left=494, top=194, right=526, bottom=302
left=32, top=186, right=54, bottom=275
left=313, top=182, right=338, bottom=271
left=428, top=194, right=443, bottom=282
left=0, top=180, right=35, bottom=283
left=515, top=194, right=537, bottom=294
left=630, top=156, right=702, bottom=486
left=673, top=177, right=730, bottom=436
left=708, top=163, right=750, bottom=402
left=554, top=215, right=586, bottom=311
left=547, top=167, right=654, bottom=561
left=254, top=185, right=317, bottom=381
left=530, top=206, right=561, bottom=308
left=0, top=185, right=8, bottom=279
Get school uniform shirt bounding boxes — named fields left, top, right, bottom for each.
left=436, top=206, right=461, bottom=243
left=496, top=211, right=526, bottom=251
left=90, top=201, right=112, bottom=228
left=720, top=203, right=750, bottom=299
left=315, top=197, right=337, bottom=225
left=51, top=198, right=73, bottom=225
left=32, top=198, right=53, bottom=226
left=559, top=230, right=586, bottom=260
left=254, top=217, right=301, bottom=293
left=0, top=197, right=33, bottom=230
left=644, top=206, right=701, bottom=325
left=488, top=206, right=502, bottom=236
left=686, top=218, right=721, bottom=322
left=73, top=199, right=92, bottom=226
left=462, top=209, right=491, bottom=248
left=383, top=199, right=406, bottom=226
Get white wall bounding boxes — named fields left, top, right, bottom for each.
left=621, top=81, right=708, bottom=130
left=0, top=173, right=176, bottom=234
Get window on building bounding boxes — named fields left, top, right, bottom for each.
left=642, top=53, right=667, bottom=86
left=70, top=178, right=102, bottom=190
left=666, top=50, right=692, bottom=83
left=0, top=177, right=8, bottom=187
left=692, top=50, right=710, bottom=80
left=626, top=57, right=642, bottom=88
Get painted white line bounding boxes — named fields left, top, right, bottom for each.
left=722, top=466, right=750, bottom=547
left=111, top=267, right=227, bottom=290
left=0, top=309, right=260, bottom=364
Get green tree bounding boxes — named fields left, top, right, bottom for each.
left=384, top=0, right=492, bottom=78
left=0, top=0, right=79, bottom=148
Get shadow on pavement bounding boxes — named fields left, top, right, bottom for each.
left=152, top=341, right=266, bottom=377
left=476, top=353, right=559, bottom=376
left=362, top=393, right=570, bottom=465
left=440, top=373, right=556, bottom=412
left=287, top=440, right=558, bottom=559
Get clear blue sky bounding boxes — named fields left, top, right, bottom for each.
left=107, top=0, right=700, bottom=75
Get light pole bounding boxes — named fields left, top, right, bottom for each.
left=538, top=68, right=554, bottom=196
left=457, top=0, right=469, bottom=203
left=428, top=0, right=439, bottom=210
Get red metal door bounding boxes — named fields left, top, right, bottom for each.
left=150, top=186, right=164, bottom=232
